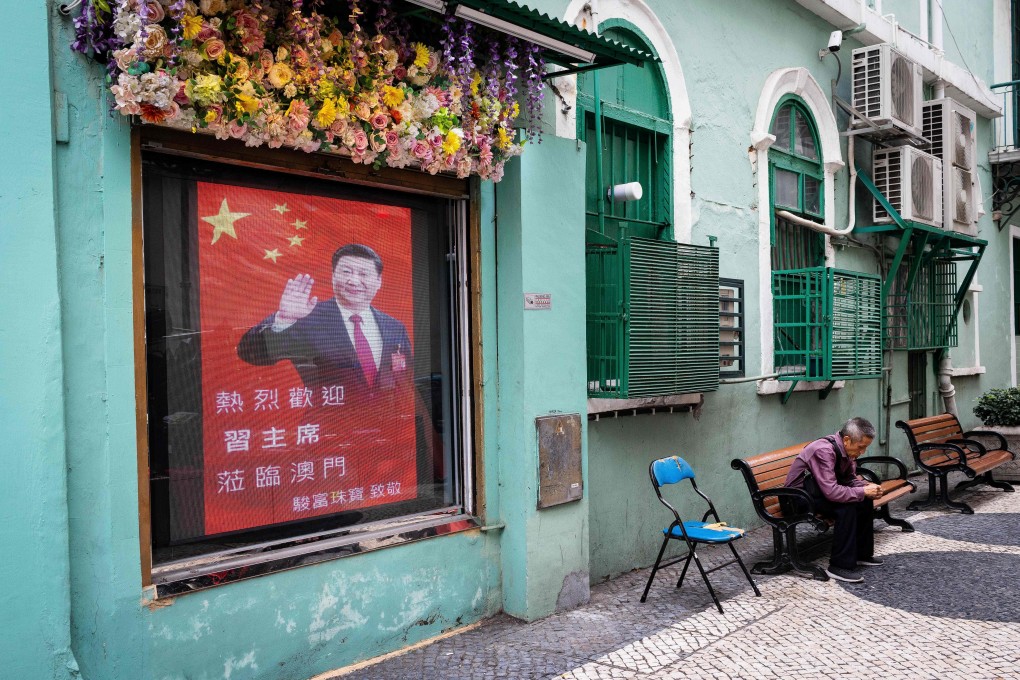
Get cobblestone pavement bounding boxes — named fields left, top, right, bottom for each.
left=332, top=475, right=1020, bottom=680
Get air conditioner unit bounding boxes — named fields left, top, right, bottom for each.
left=852, top=44, right=924, bottom=138
left=872, top=146, right=943, bottom=227
left=923, top=98, right=978, bottom=233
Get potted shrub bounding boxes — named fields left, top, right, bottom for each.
left=973, top=387, right=1020, bottom=481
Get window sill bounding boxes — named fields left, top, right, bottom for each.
left=588, top=393, right=704, bottom=419
left=756, top=378, right=845, bottom=396
left=949, top=366, right=986, bottom=377
left=147, top=510, right=479, bottom=599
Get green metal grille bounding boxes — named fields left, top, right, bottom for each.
left=773, top=267, right=883, bottom=381
left=885, top=257, right=958, bottom=350
left=586, top=232, right=624, bottom=395
left=586, top=235, right=720, bottom=398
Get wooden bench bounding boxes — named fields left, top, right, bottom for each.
left=896, top=413, right=1016, bottom=514
left=731, top=441, right=916, bottom=581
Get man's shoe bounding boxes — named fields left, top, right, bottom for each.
left=856, top=558, right=884, bottom=567
left=824, top=566, right=864, bottom=583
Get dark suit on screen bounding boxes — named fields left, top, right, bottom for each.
left=237, top=300, right=411, bottom=392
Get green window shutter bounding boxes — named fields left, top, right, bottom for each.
left=885, top=256, right=958, bottom=350
left=773, top=267, right=883, bottom=381
left=586, top=236, right=720, bottom=398
left=625, top=238, right=720, bottom=396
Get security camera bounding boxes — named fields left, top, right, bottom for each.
left=827, top=30, right=843, bottom=52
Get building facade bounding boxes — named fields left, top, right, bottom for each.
left=2, top=1, right=1017, bottom=678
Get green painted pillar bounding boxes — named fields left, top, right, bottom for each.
left=0, top=3, right=78, bottom=678
left=494, top=135, right=590, bottom=620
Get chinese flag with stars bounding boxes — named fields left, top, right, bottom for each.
left=196, top=180, right=417, bottom=536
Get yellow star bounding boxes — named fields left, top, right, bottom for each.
left=202, top=199, right=250, bottom=245
left=288, top=235, right=305, bottom=247
left=292, top=219, right=308, bottom=230
left=273, top=203, right=290, bottom=215
left=263, top=248, right=282, bottom=263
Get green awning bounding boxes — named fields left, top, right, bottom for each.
left=398, top=0, right=657, bottom=71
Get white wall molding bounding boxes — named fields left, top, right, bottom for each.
left=751, top=68, right=843, bottom=383
left=562, top=0, right=692, bottom=243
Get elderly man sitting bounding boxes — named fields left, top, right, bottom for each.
left=784, top=417, right=884, bottom=583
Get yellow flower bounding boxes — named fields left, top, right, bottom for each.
left=317, top=77, right=335, bottom=99
left=442, top=130, right=462, bottom=156
left=316, top=98, right=337, bottom=128
left=181, top=15, right=203, bottom=41
left=267, top=63, right=294, bottom=89
left=233, top=84, right=260, bottom=115
left=412, top=42, right=430, bottom=69
left=204, top=110, right=217, bottom=123
left=470, top=72, right=482, bottom=97
left=334, top=95, right=350, bottom=116
left=497, top=126, right=513, bottom=150
left=187, top=73, right=224, bottom=106
left=510, top=102, right=520, bottom=118
left=382, top=85, right=404, bottom=109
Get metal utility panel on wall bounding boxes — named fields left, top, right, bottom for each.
left=536, top=414, right=583, bottom=509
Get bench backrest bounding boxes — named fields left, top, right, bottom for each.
left=731, top=441, right=812, bottom=518
left=895, top=413, right=963, bottom=466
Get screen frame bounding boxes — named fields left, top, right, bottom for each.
left=133, top=129, right=482, bottom=596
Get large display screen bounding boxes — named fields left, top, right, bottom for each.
left=143, top=156, right=456, bottom=559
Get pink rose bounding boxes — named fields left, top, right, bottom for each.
left=411, top=140, right=431, bottom=160
left=456, top=157, right=473, bottom=179
left=203, top=39, right=226, bottom=61
left=330, top=118, right=348, bottom=136
left=353, top=129, right=369, bottom=153
left=259, top=48, right=274, bottom=71
left=196, top=25, right=220, bottom=43
left=370, top=112, right=389, bottom=130
left=143, top=1, right=165, bottom=23
left=229, top=120, right=248, bottom=139
left=384, top=130, right=399, bottom=148
left=393, top=65, right=407, bottom=80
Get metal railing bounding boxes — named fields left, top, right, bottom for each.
left=990, top=79, right=1020, bottom=155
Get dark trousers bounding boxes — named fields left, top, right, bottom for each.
left=796, top=477, right=875, bottom=570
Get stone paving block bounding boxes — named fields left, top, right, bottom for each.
left=340, top=475, right=1020, bottom=680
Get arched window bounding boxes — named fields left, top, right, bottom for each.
left=769, top=97, right=825, bottom=270
left=577, top=25, right=672, bottom=241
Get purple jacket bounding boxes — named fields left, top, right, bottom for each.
left=784, top=434, right=868, bottom=504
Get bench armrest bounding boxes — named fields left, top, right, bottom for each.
left=948, top=437, right=985, bottom=456
left=963, top=429, right=1010, bottom=452
left=914, top=442, right=968, bottom=472
left=751, top=487, right=829, bottom=532
left=856, top=456, right=909, bottom=481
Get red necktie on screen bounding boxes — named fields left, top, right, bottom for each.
left=350, top=314, right=378, bottom=386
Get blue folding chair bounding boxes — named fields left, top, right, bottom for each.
left=640, top=455, right=761, bottom=612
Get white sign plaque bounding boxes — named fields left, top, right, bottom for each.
left=524, top=293, right=552, bottom=310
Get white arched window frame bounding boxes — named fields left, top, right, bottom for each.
left=562, top=0, right=692, bottom=243
left=750, top=68, right=845, bottom=393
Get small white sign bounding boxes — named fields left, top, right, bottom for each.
left=524, top=293, right=552, bottom=310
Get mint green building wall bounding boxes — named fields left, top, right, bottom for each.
left=0, top=2, right=78, bottom=678
left=524, top=0, right=1014, bottom=583
left=4, top=0, right=1015, bottom=677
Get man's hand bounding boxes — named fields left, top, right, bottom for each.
left=863, top=483, right=883, bottom=500
left=276, top=274, right=318, bottom=326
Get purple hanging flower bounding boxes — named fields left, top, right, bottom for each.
left=70, top=0, right=122, bottom=69
left=503, top=36, right=518, bottom=103
left=442, top=13, right=456, bottom=77
left=523, top=42, right=545, bottom=143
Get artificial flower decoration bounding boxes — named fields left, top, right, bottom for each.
left=70, top=0, right=548, bottom=181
